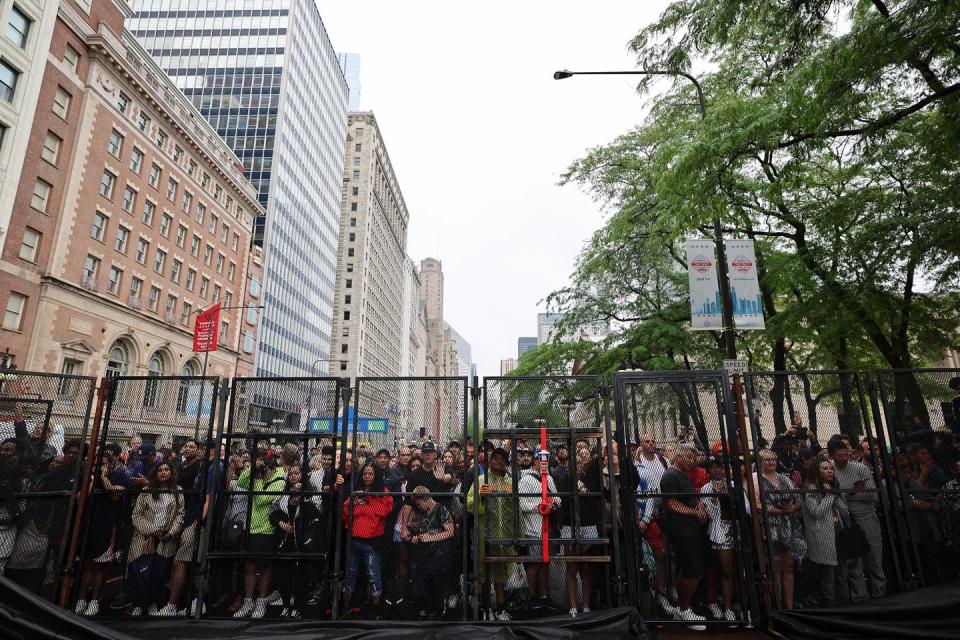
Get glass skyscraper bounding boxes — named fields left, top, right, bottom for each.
left=129, top=0, right=348, bottom=377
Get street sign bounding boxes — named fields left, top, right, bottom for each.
left=308, top=416, right=388, bottom=434
left=723, top=359, right=749, bottom=376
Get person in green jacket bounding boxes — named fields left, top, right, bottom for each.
left=466, top=447, right=516, bottom=621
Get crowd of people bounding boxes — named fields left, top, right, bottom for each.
left=2, top=395, right=960, bottom=630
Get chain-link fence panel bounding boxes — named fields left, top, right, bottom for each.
left=339, top=377, right=469, bottom=622
left=205, top=377, right=342, bottom=621
left=614, top=371, right=755, bottom=628
left=872, top=369, right=960, bottom=590
left=477, top=377, right=618, bottom=622
left=0, top=371, right=95, bottom=604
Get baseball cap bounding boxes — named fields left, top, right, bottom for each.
left=138, top=442, right=157, bottom=458
left=421, top=441, right=437, bottom=453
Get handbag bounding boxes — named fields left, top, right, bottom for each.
left=836, top=518, right=870, bottom=558
left=7, top=519, right=49, bottom=570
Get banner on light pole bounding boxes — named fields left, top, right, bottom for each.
left=685, top=239, right=723, bottom=330
left=192, top=303, right=222, bottom=352
left=725, top=239, right=765, bottom=330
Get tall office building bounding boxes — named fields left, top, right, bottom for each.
left=420, top=257, right=443, bottom=321
left=330, top=112, right=408, bottom=380
left=445, top=322, right=472, bottom=378
left=518, top=336, right=537, bottom=359
left=336, top=52, right=361, bottom=111
left=128, top=0, right=348, bottom=377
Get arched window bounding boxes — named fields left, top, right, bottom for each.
left=144, top=352, right=165, bottom=408
left=176, top=361, right=197, bottom=413
left=106, top=340, right=129, bottom=378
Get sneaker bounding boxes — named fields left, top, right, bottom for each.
left=668, top=586, right=678, bottom=601
left=110, top=593, right=133, bottom=610
left=280, top=607, right=290, bottom=618
left=289, top=609, right=301, bottom=620
left=147, top=604, right=159, bottom=616
left=234, top=598, right=254, bottom=618
left=568, top=607, right=578, bottom=618
left=129, top=607, right=143, bottom=617
left=251, top=598, right=267, bottom=619
left=675, top=608, right=707, bottom=631
left=74, top=600, right=87, bottom=615
left=496, top=609, right=512, bottom=621
left=83, top=600, right=99, bottom=617
left=267, top=590, right=283, bottom=606
left=151, top=603, right=177, bottom=617
left=655, top=591, right=676, bottom=616
left=446, top=593, right=459, bottom=610
left=724, top=608, right=737, bottom=622
left=190, top=598, right=206, bottom=616
left=582, top=607, right=591, bottom=614
left=709, top=602, right=723, bottom=619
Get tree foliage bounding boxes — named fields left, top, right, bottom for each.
left=517, top=0, right=960, bottom=384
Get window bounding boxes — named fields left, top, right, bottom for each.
left=52, top=86, right=71, bottom=119
left=190, top=235, right=200, bottom=257
left=58, top=359, right=81, bottom=396
left=246, top=306, right=257, bottom=324
left=346, top=263, right=353, bottom=273
left=117, top=92, right=129, bottom=114
left=214, top=184, right=222, bottom=200
left=201, top=172, right=210, bottom=189
left=135, top=238, right=148, bottom=264
left=41, top=131, right=61, bottom=165
left=346, top=278, right=352, bottom=288
left=225, top=196, right=232, bottom=211
left=106, top=340, right=129, bottom=377
left=212, top=283, right=221, bottom=301
left=187, top=159, right=197, bottom=177
left=341, top=344, right=348, bottom=354
left=352, top=187, right=358, bottom=196
left=219, top=320, right=228, bottom=343
left=185, top=268, right=196, bottom=291
left=347, top=247, right=354, bottom=257
left=216, top=253, right=224, bottom=273
left=148, top=286, right=160, bottom=312
left=0, top=123, right=6, bottom=150
left=209, top=213, right=217, bottom=234
left=0, top=60, right=18, bottom=103
left=231, top=232, right=239, bottom=251
left=99, top=170, right=115, bottom=198
left=249, top=276, right=260, bottom=296
left=350, top=202, right=357, bottom=211
left=114, top=226, right=129, bottom=253
left=353, top=157, right=360, bottom=167
left=148, top=163, right=160, bottom=187
left=243, top=331, right=254, bottom=353
left=129, top=277, right=142, bottom=304
left=343, top=310, right=350, bottom=320
left=130, top=147, right=144, bottom=173
left=107, top=129, right=123, bottom=157
left=344, top=294, right=352, bottom=304
left=170, top=258, right=182, bottom=283
left=340, top=361, right=347, bottom=371
left=227, top=261, right=236, bottom=281
left=153, top=249, right=166, bottom=274
left=356, top=128, right=364, bottom=136
left=173, top=145, right=183, bottom=162
left=107, top=266, right=122, bottom=295
left=350, top=218, right=356, bottom=227
left=121, top=186, right=136, bottom=212
left=160, top=213, right=171, bottom=237
left=342, top=327, right=349, bottom=337
left=175, top=225, right=186, bottom=248
left=352, top=170, right=359, bottom=179
left=349, top=232, right=356, bottom=242
left=82, top=255, right=99, bottom=285
left=199, top=276, right=209, bottom=299
left=3, top=292, right=26, bottom=331
left=141, top=200, right=155, bottom=225
left=180, top=191, right=192, bottom=214
left=223, top=292, right=231, bottom=308
left=181, top=302, right=191, bottom=325
left=166, top=177, right=177, bottom=201
left=220, top=223, right=228, bottom=243
left=155, top=129, right=167, bottom=148
left=63, top=44, right=80, bottom=70
left=355, top=143, right=361, bottom=152
left=203, top=244, right=213, bottom=265
left=165, top=294, right=176, bottom=318
left=137, top=111, right=150, bottom=132
left=196, top=202, right=205, bottom=224
left=18, top=227, right=39, bottom=262
left=7, top=6, right=31, bottom=48
left=91, top=212, right=107, bottom=241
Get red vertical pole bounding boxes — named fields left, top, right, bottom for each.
left=539, top=424, right=550, bottom=563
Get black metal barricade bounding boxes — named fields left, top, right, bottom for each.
left=614, top=370, right=756, bottom=628
left=0, top=371, right=96, bottom=605
left=869, top=369, right=960, bottom=591
left=339, top=377, right=469, bottom=621
left=204, top=376, right=342, bottom=620
left=478, top=376, right=620, bottom=622
left=72, top=375, right=219, bottom=618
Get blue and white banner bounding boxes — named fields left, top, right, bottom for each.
left=725, top=239, right=765, bottom=330
left=685, top=239, right=724, bottom=330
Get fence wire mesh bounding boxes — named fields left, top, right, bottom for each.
left=0, top=372, right=95, bottom=603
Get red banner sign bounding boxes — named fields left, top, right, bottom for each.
left=192, top=303, right=222, bottom=352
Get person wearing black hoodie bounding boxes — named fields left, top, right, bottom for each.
left=269, top=466, right=323, bottom=619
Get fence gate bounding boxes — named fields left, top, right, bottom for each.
left=72, top=374, right=219, bottom=617
left=613, top=370, right=757, bottom=627
left=0, top=371, right=96, bottom=605
left=478, top=376, right=622, bottom=621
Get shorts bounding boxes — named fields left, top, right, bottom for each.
left=643, top=520, right=665, bottom=553
left=668, top=533, right=706, bottom=578
left=248, top=533, right=274, bottom=558
left=175, top=521, right=201, bottom=562
left=560, top=525, right=599, bottom=541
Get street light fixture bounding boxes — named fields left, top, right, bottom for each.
left=553, top=68, right=734, bottom=359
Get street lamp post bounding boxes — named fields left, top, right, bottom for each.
left=553, top=69, right=736, bottom=360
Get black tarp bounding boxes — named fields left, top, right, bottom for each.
left=0, top=576, right=648, bottom=640
left=770, top=581, right=960, bottom=640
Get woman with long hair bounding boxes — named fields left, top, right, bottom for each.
left=801, top=458, right=849, bottom=607
left=342, top=462, right=392, bottom=612
left=700, top=456, right=741, bottom=621
left=755, top=448, right=801, bottom=609
left=126, top=462, right=183, bottom=616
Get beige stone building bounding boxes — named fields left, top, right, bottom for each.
left=0, top=0, right=263, bottom=440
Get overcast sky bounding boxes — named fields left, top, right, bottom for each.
left=319, top=1, right=670, bottom=377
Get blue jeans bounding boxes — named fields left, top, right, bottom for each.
left=348, top=538, right=383, bottom=597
